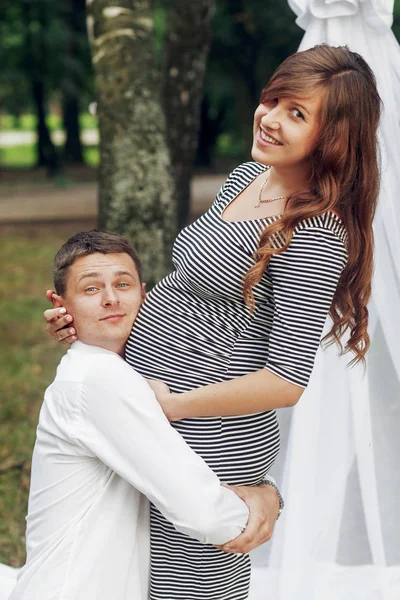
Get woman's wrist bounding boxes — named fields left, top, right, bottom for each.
left=159, top=392, right=192, bottom=422
left=260, top=477, right=284, bottom=520
left=169, top=393, right=184, bottom=421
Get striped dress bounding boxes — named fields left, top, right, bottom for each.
left=125, top=161, right=348, bottom=599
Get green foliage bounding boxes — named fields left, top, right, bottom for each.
left=0, top=0, right=93, bottom=169
left=153, top=2, right=168, bottom=62
left=0, top=233, right=68, bottom=566
left=0, top=1, right=62, bottom=106
left=393, top=0, right=400, bottom=40
left=198, top=0, right=303, bottom=164
left=83, top=146, right=100, bottom=167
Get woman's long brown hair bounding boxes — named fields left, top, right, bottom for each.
left=243, top=45, right=382, bottom=366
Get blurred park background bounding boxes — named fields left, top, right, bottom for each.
left=1, top=0, right=400, bottom=568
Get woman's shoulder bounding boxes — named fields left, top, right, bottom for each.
left=228, top=161, right=267, bottom=181
left=294, top=211, right=348, bottom=245
left=213, top=161, right=268, bottom=207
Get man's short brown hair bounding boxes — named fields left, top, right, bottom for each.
left=54, top=230, right=142, bottom=296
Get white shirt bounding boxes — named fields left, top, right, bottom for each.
left=11, top=342, right=249, bottom=600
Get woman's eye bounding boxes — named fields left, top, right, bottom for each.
left=291, top=108, right=304, bottom=120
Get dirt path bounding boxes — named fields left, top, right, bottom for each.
left=0, top=174, right=226, bottom=229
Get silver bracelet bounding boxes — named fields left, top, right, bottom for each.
left=261, top=477, right=284, bottom=520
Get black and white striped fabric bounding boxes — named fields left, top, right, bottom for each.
left=125, top=161, right=348, bottom=599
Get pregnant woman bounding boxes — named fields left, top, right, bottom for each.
left=46, top=45, right=381, bottom=599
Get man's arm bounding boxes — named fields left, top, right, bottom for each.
left=78, top=353, right=249, bottom=546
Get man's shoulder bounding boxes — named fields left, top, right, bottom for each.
left=55, top=342, right=145, bottom=390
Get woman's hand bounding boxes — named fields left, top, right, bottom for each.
left=44, top=290, right=76, bottom=344
left=215, top=483, right=280, bottom=554
left=147, top=379, right=170, bottom=398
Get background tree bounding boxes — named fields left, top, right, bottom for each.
left=197, top=0, right=302, bottom=168
left=61, top=0, right=92, bottom=164
left=162, top=0, right=215, bottom=228
left=0, top=0, right=94, bottom=173
left=86, top=0, right=177, bottom=286
left=20, top=0, right=63, bottom=174
left=0, top=3, right=31, bottom=129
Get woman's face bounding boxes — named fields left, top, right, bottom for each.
left=251, top=94, right=321, bottom=171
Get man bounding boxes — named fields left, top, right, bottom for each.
left=12, top=231, right=280, bottom=600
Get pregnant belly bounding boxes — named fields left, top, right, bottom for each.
left=126, top=332, right=233, bottom=392
left=172, top=411, right=280, bottom=486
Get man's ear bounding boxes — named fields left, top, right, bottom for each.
left=141, top=282, right=146, bottom=301
left=51, top=293, right=64, bottom=309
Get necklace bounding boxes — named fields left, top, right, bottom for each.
left=254, top=177, right=289, bottom=209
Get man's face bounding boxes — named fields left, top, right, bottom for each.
left=55, top=252, right=145, bottom=355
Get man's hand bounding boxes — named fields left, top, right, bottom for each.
left=44, top=290, right=76, bottom=344
left=216, top=483, right=280, bottom=554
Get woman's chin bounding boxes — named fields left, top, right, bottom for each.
left=251, top=145, right=271, bottom=165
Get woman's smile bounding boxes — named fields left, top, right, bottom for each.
left=257, top=127, right=283, bottom=147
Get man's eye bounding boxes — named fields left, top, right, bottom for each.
left=117, top=282, right=129, bottom=288
left=85, top=286, right=98, bottom=292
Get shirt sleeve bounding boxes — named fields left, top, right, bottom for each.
left=265, top=226, right=347, bottom=388
left=212, top=162, right=266, bottom=209
left=78, top=355, right=249, bottom=545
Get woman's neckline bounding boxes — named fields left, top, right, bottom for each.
left=220, top=164, right=273, bottom=224
left=219, top=163, right=342, bottom=225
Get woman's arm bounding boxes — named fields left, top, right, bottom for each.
left=154, top=226, right=347, bottom=420
left=153, top=369, right=303, bottom=421
left=44, top=290, right=76, bottom=343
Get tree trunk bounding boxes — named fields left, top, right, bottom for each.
left=196, top=98, right=225, bottom=168
left=61, top=0, right=86, bottom=164
left=32, top=79, right=59, bottom=175
left=163, top=0, right=215, bottom=228
left=62, top=95, right=84, bottom=164
left=86, top=0, right=177, bottom=287
left=21, top=0, right=60, bottom=175
left=62, top=0, right=86, bottom=164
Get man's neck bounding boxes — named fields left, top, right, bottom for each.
left=78, top=336, right=126, bottom=357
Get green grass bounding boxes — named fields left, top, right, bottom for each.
left=0, top=112, right=99, bottom=167
left=0, top=112, right=98, bottom=132
left=0, top=145, right=99, bottom=168
left=0, top=233, right=68, bottom=566
left=0, top=145, right=36, bottom=168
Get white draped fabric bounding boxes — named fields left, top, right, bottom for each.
left=0, top=566, right=17, bottom=600
left=250, top=1, right=400, bottom=598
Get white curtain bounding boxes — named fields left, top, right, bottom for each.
left=250, top=1, right=400, bottom=598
